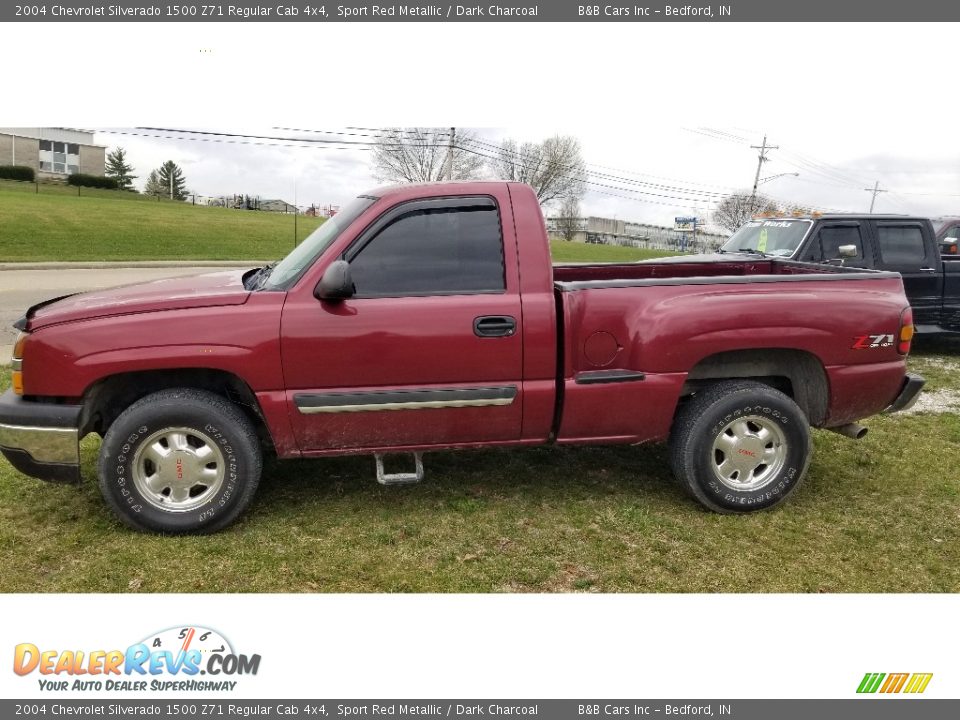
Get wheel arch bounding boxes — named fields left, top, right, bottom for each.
left=681, top=348, right=829, bottom=427
left=79, top=368, right=275, bottom=452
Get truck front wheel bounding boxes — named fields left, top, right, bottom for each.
left=669, top=381, right=811, bottom=513
left=97, top=388, right=262, bottom=533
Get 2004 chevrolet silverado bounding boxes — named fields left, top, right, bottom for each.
left=0, top=182, right=924, bottom=533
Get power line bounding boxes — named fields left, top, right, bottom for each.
left=97, top=128, right=373, bottom=152
left=458, top=135, right=730, bottom=198
left=348, top=125, right=741, bottom=195
left=452, top=142, right=719, bottom=210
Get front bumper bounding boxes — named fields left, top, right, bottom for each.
left=0, top=389, right=82, bottom=483
left=885, top=373, right=926, bottom=414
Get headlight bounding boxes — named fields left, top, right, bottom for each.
left=11, top=331, right=26, bottom=395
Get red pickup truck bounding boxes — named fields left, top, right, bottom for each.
left=1, top=182, right=924, bottom=533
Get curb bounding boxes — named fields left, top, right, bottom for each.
left=0, top=261, right=261, bottom=271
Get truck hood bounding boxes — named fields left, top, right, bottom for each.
left=23, top=270, right=253, bottom=331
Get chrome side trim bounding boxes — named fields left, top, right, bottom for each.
left=295, top=386, right=517, bottom=414
left=0, top=423, right=79, bottom=464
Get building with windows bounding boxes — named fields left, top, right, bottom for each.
left=0, top=128, right=105, bottom=179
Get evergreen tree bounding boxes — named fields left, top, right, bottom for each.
left=143, top=169, right=164, bottom=197
left=156, top=160, right=188, bottom=201
left=104, top=147, right=137, bottom=191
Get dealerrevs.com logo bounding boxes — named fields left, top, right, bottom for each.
left=857, top=672, right=933, bottom=694
left=13, top=626, right=261, bottom=693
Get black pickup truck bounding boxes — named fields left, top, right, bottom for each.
left=720, top=214, right=960, bottom=335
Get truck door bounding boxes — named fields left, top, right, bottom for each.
left=872, top=220, right=944, bottom=328
left=798, top=221, right=871, bottom=267
left=279, top=195, right=524, bottom=453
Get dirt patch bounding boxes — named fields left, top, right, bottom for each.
left=912, top=357, right=960, bottom=372
left=902, top=388, right=960, bottom=415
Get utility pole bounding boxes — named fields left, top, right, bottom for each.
left=865, top=180, right=887, bottom=213
left=169, top=168, right=173, bottom=201
left=749, top=134, right=778, bottom=212
left=444, top=126, right=456, bottom=181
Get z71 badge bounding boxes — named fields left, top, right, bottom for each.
left=852, top=334, right=895, bottom=349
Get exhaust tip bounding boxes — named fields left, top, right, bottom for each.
left=829, top=423, right=868, bottom=440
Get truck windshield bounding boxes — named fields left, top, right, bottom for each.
left=721, top=219, right=813, bottom=257
left=262, top=195, right=378, bottom=290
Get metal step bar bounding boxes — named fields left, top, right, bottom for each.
left=374, top=452, right=424, bottom=485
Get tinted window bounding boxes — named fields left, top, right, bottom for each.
left=807, top=225, right=864, bottom=262
left=877, top=225, right=926, bottom=266
left=350, top=205, right=504, bottom=297
left=945, top=226, right=960, bottom=241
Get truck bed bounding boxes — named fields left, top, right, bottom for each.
left=552, top=256, right=898, bottom=287
left=550, top=255, right=910, bottom=445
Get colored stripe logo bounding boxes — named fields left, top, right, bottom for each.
left=857, top=672, right=933, bottom=694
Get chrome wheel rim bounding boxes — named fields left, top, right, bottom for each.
left=710, top=415, right=787, bottom=492
left=132, top=427, right=225, bottom=512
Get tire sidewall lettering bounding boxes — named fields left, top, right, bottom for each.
left=104, top=409, right=247, bottom=526
left=698, top=394, right=807, bottom=511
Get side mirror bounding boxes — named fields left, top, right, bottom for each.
left=315, top=260, right=354, bottom=301
left=838, top=244, right=858, bottom=259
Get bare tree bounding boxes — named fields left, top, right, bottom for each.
left=712, top=192, right=781, bottom=233
left=371, top=127, right=485, bottom=183
left=556, top=196, right=581, bottom=241
left=489, top=135, right=586, bottom=206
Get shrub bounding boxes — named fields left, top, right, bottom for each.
left=0, top=165, right=35, bottom=181
left=67, top=173, right=119, bottom=190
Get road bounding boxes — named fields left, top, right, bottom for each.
left=0, top=265, right=249, bottom=360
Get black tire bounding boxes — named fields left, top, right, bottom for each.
left=669, top=380, right=811, bottom=513
left=97, top=388, right=262, bottom=534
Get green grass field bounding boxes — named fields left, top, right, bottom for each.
left=0, top=189, right=324, bottom=261
left=549, top=240, right=675, bottom=262
left=0, top=187, right=675, bottom=263
left=0, top=341, right=957, bottom=593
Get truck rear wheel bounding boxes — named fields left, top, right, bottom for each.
left=97, top=388, right=262, bottom=534
left=669, top=381, right=811, bottom=513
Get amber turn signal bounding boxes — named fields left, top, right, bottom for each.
left=13, top=332, right=27, bottom=360
left=898, top=308, right=915, bottom=355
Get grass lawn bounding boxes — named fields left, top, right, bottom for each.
left=0, top=187, right=678, bottom=264
left=0, top=342, right=957, bottom=593
left=0, top=190, right=323, bottom=261
left=549, top=240, right=677, bottom=262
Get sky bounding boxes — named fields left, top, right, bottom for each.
left=90, top=121, right=960, bottom=235
left=7, top=21, right=958, bottom=235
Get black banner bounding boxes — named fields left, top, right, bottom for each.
left=4, top=0, right=960, bottom=22
left=3, top=700, right=958, bottom=719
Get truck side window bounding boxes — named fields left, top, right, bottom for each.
left=945, top=226, right=960, bottom=241
left=877, top=225, right=926, bottom=266
left=818, top=225, right=864, bottom=262
left=350, top=206, right=505, bottom=297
